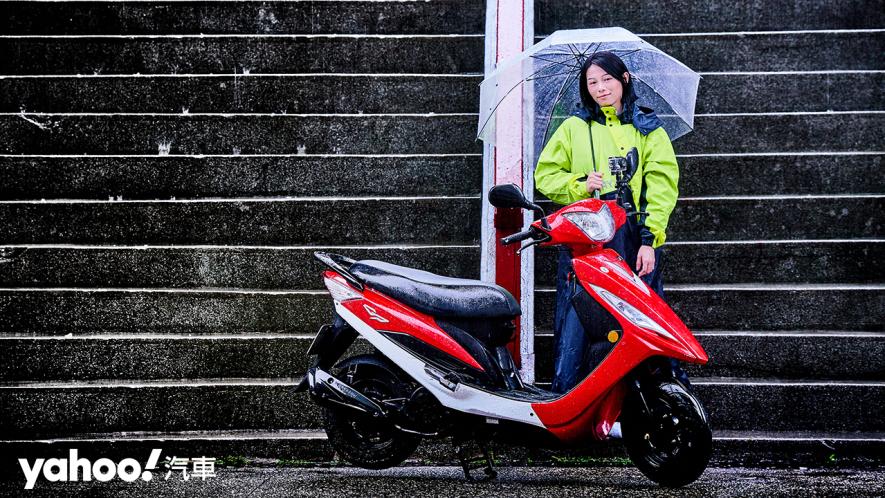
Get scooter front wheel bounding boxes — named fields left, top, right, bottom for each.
left=621, top=380, right=712, bottom=487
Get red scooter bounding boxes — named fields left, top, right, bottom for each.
left=296, top=149, right=712, bottom=487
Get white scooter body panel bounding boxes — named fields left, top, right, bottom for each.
left=335, top=302, right=545, bottom=428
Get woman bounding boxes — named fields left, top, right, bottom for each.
left=534, top=51, right=680, bottom=393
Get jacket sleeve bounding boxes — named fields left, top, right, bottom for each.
left=638, top=127, right=680, bottom=248
left=533, top=119, right=589, bottom=205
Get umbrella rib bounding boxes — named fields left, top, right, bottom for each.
left=537, top=44, right=595, bottom=143
left=479, top=52, right=591, bottom=138
left=530, top=54, right=583, bottom=70
left=532, top=51, right=588, bottom=57
left=616, top=48, right=643, bottom=60
left=530, top=56, right=581, bottom=69
left=540, top=69, right=581, bottom=145
left=477, top=78, right=526, bottom=138
left=481, top=61, right=583, bottom=140
left=630, top=74, right=691, bottom=123
left=574, top=42, right=597, bottom=66
left=526, top=68, right=581, bottom=82
left=529, top=60, right=581, bottom=74
left=519, top=60, right=579, bottom=85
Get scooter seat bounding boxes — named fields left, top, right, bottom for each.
left=349, top=260, right=521, bottom=319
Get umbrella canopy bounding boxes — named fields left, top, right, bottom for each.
left=477, top=27, right=700, bottom=158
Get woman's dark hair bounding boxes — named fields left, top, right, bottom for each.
left=578, top=51, right=636, bottom=118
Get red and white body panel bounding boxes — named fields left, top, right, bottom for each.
left=324, top=198, right=708, bottom=443
left=330, top=276, right=545, bottom=428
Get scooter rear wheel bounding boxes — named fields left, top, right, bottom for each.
left=323, top=354, right=420, bottom=469
left=621, top=380, right=712, bottom=487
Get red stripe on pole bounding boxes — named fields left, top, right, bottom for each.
left=493, top=0, right=526, bottom=367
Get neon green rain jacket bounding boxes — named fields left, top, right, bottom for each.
left=533, top=106, right=679, bottom=248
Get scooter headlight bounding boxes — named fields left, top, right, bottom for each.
left=562, top=203, right=616, bottom=242
left=592, top=286, right=676, bottom=342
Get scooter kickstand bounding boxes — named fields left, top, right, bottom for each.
left=455, top=441, right=498, bottom=482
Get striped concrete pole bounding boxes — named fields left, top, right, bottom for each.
left=482, top=0, right=536, bottom=382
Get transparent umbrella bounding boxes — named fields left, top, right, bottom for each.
left=477, top=27, right=700, bottom=158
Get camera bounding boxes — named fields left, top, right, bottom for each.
left=608, top=156, right=627, bottom=175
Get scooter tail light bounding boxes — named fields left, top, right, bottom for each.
left=562, top=203, right=616, bottom=242
left=324, top=275, right=362, bottom=302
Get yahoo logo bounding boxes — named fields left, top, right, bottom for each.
left=18, top=449, right=162, bottom=490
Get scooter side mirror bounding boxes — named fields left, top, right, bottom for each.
left=488, top=184, right=551, bottom=230
left=488, top=184, right=533, bottom=210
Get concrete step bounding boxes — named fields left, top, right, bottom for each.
left=677, top=153, right=884, bottom=197
left=1, top=429, right=882, bottom=478
left=0, top=380, right=323, bottom=438
left=0, top=37, right=486, bottom=75
left=536, top=0, right=885, bottom=33
left=0, top=197, right=482, bottom=245
left=533, top=331, right=885, bottom=382
left=1, top=153, right=879, bottom=201
left=0, top=336, right=318, bottom=383
left=695, top=72, right=885, bottom=114
left=0, top=155, right=483, bottom=200
left=1, top=284, right=882, bottom=334
left=4, top=1, right=882, bottom=37
left=678, top=113, right=883, bottom=154
left=619, top=31, right=885, bottom=72
left=5, top=72, right=883, bottom=114
left=534, top=285, right=885, bottom=331
left=0, top=378, right=880, bottom=437
left=3, top=32, right=883, bottom=76
left=665, top=195, right=883, bottom=241
left=3, top=330, right=882, bottom=383
left=0, top=289, right=333, bottom=335
left=693, top=378, right=885, bottom=432
left=686, top=331, right=885, bottom=380
left=0, top=246, right=481, bottom=289
left=3, top=196, right=878, bottom=245
left=534, top=240, right=885, bottom=286
left=2, top=1, right=485, bottom=35
left=537, top=195, right=883, bottom=242
left=2, top=113, right=881, bottom=155
left=0, top=240, right=880, bottom=289
left=1, top=75, right=483, bottom=114
left=0, top=114, right=481, bottom=155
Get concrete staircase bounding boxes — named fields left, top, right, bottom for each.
left=0, top=0, right=882, bottom=475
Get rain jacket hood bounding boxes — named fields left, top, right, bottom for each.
left=574, top=99, right=664, bottom=136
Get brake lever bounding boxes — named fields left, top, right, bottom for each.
left=625, top=210, right=649, bottom=217
left=516, top=234, right=550, bottom=256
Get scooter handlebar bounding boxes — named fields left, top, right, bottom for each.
left=501, top=229, right=534, bottom=245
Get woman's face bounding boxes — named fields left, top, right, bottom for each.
left=585, top=64, right=628, bottom=112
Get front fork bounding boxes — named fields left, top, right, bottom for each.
left=626, top=356, right=693, bottom=420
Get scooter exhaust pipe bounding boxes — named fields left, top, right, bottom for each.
left=307, top=367, right=386, bottom=418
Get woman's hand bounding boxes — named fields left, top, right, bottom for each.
left=636, top=245, right=655, bottom=277
left=585, top=172, right=604, bottom=193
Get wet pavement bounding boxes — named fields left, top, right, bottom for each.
left=2, top=465, right=884, bottom=497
